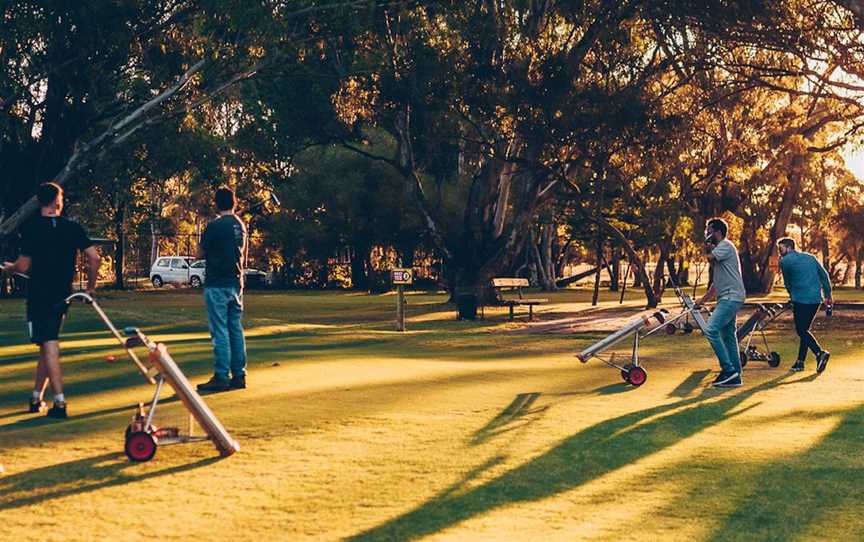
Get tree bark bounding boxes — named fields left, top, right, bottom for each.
left=351, top=244, right=370, bottom=291
left=652, top=244, right=671, bottom=303
left=114, top=204, right=126, bottom=290
left=856, top=246, right=863, bottom=289
left=609, top=247, right=621, bottom=291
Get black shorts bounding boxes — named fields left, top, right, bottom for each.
left=26, top=302, right=68, bottom=345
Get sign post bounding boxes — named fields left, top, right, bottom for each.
left=391, top=268, right=413, bottom=331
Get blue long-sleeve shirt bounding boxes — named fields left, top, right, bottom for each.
left=778, top=251, right=832, bottom=304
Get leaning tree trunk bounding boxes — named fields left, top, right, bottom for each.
left=740, top=158, right=804, bottom=294
left=593, top=218, right=658, bottom=307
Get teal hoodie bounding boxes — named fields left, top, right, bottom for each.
left=778, top=251, right=832, bottom=304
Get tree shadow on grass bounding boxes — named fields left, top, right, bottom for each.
left=470, top=393, right=546, bottom=446
left=705, top=402, right=864, bottom=541
left=668, top=369, right=712, bottom=398
left=0, top=451, right=221, bottom=511
left=346, top=374, right=792, bottom=542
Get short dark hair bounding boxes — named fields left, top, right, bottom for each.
left=777, top=237, right=796, bottom=250
left=214, top=187, right=236, bottom=211
left=706, top=217, right=728, bottom=237
left=36, top=182, right=63, bottom=207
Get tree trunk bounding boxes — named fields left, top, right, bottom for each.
left=740, top=159, right=804, bottom=294
left=351, top=244, right=370, bottom=291
left=652, top=244, right=670, bottom=303
left=541, top=223, right=557, bottom=291
left=150, top=221, right=159, bottom=265
left=677, top=255, right=689, bottom=286
left=591, top=230, right=603, bottom=306
left=609, top=247, right=621, bottom=291
left=114, top=205, right=126, bottom=290
left=821, top=234, right=830, bottom=269
left=855, top=246, right=863, bottom=289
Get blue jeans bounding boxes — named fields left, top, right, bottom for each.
left=204, top=287, right=247, bottom=379
left=704, top=299, right=743, bottom=374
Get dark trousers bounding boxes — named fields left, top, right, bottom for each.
left=793, top=302, right=822, bottom=361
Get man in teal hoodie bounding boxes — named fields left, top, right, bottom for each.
left=777, top=237, right=833, bottom=373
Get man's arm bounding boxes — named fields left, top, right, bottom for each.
left=698, top=284, right=717, bottom=306
left=1, top=255, right=32, bottom=276
left=83, top=246, right=100, bottom=295
left=815, top=257, right=833, bottom=304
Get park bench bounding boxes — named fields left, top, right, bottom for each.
left=489, top=278, right=547, bottom=321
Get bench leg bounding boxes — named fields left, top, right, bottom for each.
left=529, top=304, right=533, bottom=321
left=509, top=305, right=514, bottom=321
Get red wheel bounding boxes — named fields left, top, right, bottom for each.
left=665, top=323, right=677, bottom=335
left=627, top=366, right=647, bottom=387
left=125, top=431, right=157, bottom=462
left=739, top=350, right=748, bottom=368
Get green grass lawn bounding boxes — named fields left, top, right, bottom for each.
left=1, top=287, right=862, bottom=541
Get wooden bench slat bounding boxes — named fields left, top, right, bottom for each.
left=491, top=278, right=529, bottom=287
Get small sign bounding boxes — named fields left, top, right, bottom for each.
left=392, top=268, right=413, bottom=285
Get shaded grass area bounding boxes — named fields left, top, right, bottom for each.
left=1, top=288, right=862, bottom=541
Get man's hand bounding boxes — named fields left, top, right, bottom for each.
left=1, top=261, right=13, bottom=276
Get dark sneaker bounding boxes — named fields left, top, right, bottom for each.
left=713, top=372, right=742, bottom=387
left=28, top=398, right=47, bottom=413
left=816, top=351, right=830, bottom=374
left=197, top=376, right=231, bottom=392
left=791, top=360, right=805, bottom=372
left=230, top=374, right=246, bottom=390
left=711, top=372, right=733, bottom=385
left=46, top=403, right=67, bottom=419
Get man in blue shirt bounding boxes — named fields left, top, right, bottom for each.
left=777, top=237, right=832, bottom=373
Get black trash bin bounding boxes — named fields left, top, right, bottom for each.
left=457, top=292, right=478, bottom=320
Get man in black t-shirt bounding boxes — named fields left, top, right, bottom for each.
left=2, top=182, right=101, bottom=419
left=196, top=187, right=248, bottom=392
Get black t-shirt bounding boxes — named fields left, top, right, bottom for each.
left=201, top=214, right=246, bottom=288
left=19, top=216, right=93, bottom=307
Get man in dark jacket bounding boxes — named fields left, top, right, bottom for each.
left=197, top=187, right=248, bottom=392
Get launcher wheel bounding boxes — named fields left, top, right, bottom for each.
left=627, top=366, right=647, bottom=387
left=769, top=352, right=781, bottom=368
left=125, top=431, right=157, bottom=462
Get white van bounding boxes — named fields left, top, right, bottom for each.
left=149, top=256, right=205, bottom=288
